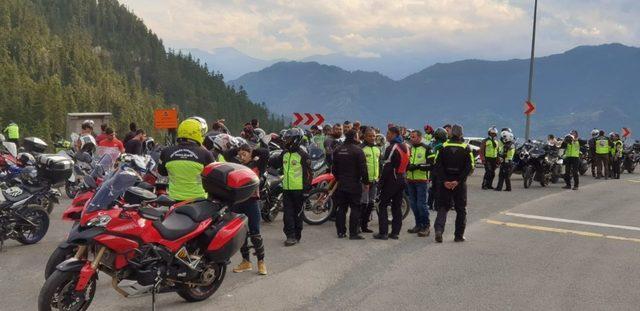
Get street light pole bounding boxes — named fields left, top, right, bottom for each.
left=525, top=0, right=538, bottom=141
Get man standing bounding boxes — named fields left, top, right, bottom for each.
left=3, top=121, right=19, bottom=146
left=274, top=128, right=312, bottom=246
left=479, top=127, right=499, bottom=190
left=406, top=130, right=432, bottom=237
left=588, top=129, right=599, bottom=177
left=123, top=122, right=137, bottom=144
left=332, top=129, right=369, bottom=240
left=561, top=132, right=581, bottom=190
left=374, top=126, right=409, bottom=240
left=495, top=131, right=515, bottom=192
left=360, top=127, right=381, bottom=233
left=427, top=128, right=448, bottom=211
left=95, top=124, right=109, bottom=144
left=434, top=124, right=473, bottom=243
left=610, top=132, right=623, bottom=179
left=423, top=125, right=434, bottom=143
left=98, top=127, right=125, bottom=153
left=594, top=130, right=610, bottom=179
left=124, top=129, right=146, bottom=155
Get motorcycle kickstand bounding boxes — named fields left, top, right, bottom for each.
left=151, top=272, right=162, bottom=311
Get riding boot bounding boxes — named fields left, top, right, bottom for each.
left=250, top=234, right=265, bottom=261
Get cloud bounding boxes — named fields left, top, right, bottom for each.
left=118, top=0, right=640, bottom=61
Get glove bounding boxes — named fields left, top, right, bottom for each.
left=408, top=164, right=417, bottom=171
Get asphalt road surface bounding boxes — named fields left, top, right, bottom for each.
left=2, top=173, right=640, bottom=310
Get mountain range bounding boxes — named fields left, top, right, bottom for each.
left=230, top=43, right=640, bottom=138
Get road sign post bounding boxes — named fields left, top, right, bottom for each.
left=524, top=0, right=538, bottom=141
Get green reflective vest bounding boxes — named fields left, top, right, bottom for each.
left=217, top=154, right=226, bottom=163
left=362, top=145, right=381, bottom=182
left=311, top=135, right=325, bottom=147
left=283, top=152, right=303, bottom=190
left=500, top=144, right=516, bottom=161
left=484, top=138, right=498, bottom=158
left=166, top=160, right=207, bottom=201
left=423, top=134, right=433, bottom=144
left=611, top=140, right=623, bottom=158
left=407, top=145, right=428, bottom=181
left=564, top=141, right=580, bottom=158
left=595, top=137, right=610, bottom=155
left=4, top=123, right=19, bottom=140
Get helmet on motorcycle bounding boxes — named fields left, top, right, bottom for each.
left=488, top=126, right=498, bottom=136
left=143, top=137, right=155, bottom=153
left=424, top=125, right=434, bottom=134
left=79, top=135, right=97, bottom=153
left=18, top=152, right=36, bottom=165
left=177, top=119, right=204, bottom=144
left=501, top=131, right=514, bottom=143
left=212, top=134, right=239, bottom=153
left=564, top=134, right=575, bottom=142
left=20, top=166, right=38, bottom=184
left=434, top=127, right=448, bottom=142
left=187, top=116, right=208, bottom=138
left=283, top=128, right=304, bottom=150
left=591, top=129, right=599, bottom=137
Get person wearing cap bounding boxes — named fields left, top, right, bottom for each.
left=479, top=126, right=499, bottom=190
left=373, top=126, right=410, bottom=240
left=561, top=131, right=581, bottom=190
left=332, top=129, right=369, bottom=240
left=433, top=124, right=473, bottom=243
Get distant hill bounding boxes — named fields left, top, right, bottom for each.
left=231, top=44, right=640, bottom=138
left=183, top=47, right=278, bottom=81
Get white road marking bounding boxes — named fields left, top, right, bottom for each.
left=501, top=212, right=640, bottom=232
left=485, top=220, right=640, bottom=244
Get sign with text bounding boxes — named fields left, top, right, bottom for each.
left=154, top=108, right=178, bottom=129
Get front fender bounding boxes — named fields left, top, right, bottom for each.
left=56, top=258, right=87, bottom=272
left=67, top=225, right=105, bottom=244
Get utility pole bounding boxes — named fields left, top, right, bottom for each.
left=525, top=0, right=538, bottom=141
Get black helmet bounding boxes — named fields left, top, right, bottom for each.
left=434, top=127, right=448, bottom=142
left=283, top=128, right=304, bottom=150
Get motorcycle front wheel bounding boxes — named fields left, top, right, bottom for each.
left=523, top=167, right=533, bottom=189
left=15, top=208, right=49, bottom=245
left=302, top=188, right=334, bottom=225
left=44, top=244, right=78, bottom=280
left=38, top=270, right=96, bottom=311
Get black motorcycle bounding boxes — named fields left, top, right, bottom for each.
left=259, top=168, right=283, bottom=222
left=521, top=143, right=557, bottom=188
left=622, top=141, right=639, bottom=173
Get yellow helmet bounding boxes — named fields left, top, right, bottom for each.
left=177, top=119, right=204, bottom=144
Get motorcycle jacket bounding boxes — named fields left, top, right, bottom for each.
left=434, top=138, right=473, bottom=184
left=158, top=141, right=215, bottom=201
left=332, top=138, right=369, bottom=194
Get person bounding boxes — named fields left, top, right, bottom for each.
left=594, top=130, right=610, bottom=179
left=561, top=132, right=581, bottom=190
left=251, top=118, right=260, bottom=129
left=206, top=133, right=239, bottom=162
left=206, top=120, right=231, bottom=136
left=360, top=127, right=381, bottom=233
left=229, top=143, right=269, bottom=276
left=3, top=121, right=19, bottom=146
left=547, top=134, right=559, bottom=147
left=427, top=128, right=448, bottom=211
left=353, top=121, right=362, bottom=133
left=310, top=125, right=325, bottom=147
left=433, top=124, right=473, bottom=243
left=443, top=124, right=452, bottom=138
left=423, top=125, right=434, bottom=143
left=123, top=122, right=138, bottom=144
left=406, top=130, right=432, bottom=237
left=588, top=129, right=599, bottom=177
left=324, top=123, right=344, bottom=166
left=95, top=124, right=109, bottom=144
left=271, top=128, right=312, bottom=246
left=332, top=129, right=369, bottom=240
left=495, top=130, right=515, bottom=191
left=610, top=132, right=623, bottom=179
left=374, top=126, right=409, bottom=240
left=479, top=126, right=499, bottom=190
left=124, top=129, right=146, bottom=155
left=158, top=119, right=214, bottom=201
left=75, top=121, right=95, bottom=151
left=343, top=121, right=353, bottom=133
left=97, top=127, right=125, bottom=153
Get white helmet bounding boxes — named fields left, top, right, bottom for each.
left=488, top=126, right=498, bottom=135
left=591, top=129, right=599, bottom=137
left=82, top=120, right=95, bottom=127
left=187, top=116, right=208, bottom=138
left=212, top=134, right=239, bottom=153
left=501, top=131, right=514, bottom=143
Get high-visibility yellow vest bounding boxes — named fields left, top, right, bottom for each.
left=407, top=145, right=427, bottom=181
left=595, top=137, right=610, bottom=155
left=564, top=141, right=580, bottom=158
left=283, top=152, right=303, bottom=190
left=484, top=138, right=498, bottom=158
left=362, top=145, right=381, bottom=182
left=4, top=123, right=18, bottom=140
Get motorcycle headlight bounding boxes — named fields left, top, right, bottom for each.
left=86, top=215, right=111, bottom=227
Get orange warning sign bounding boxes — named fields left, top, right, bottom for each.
left=154, top=108, right=178, bottom=129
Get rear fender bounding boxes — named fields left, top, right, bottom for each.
left=311, top=173, right=334, bottom=186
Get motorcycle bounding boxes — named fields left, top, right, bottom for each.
left=38, top=162, right=255, bottom=311
left=259, top=168, right=283, bottom=222
left=521, top=142, right=556, bottom=188
left=622, top=141, right=639, bottom=173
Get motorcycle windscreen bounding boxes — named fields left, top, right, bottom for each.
left=86, top=170, right=139, bottom=213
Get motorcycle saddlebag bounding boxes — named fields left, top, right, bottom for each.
left=203, top=213, right=248, bottom=263
left=201, top=162, right=259, bottom=205
left=23, top=137, right=48, bottom=153
left=37, top=154, right=73, bottom=186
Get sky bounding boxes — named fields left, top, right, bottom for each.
left=118, top=0, right=640, bottom=62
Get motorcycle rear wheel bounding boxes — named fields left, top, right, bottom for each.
left=302, top=188, right=334, bottom=225
left=38, top=270, right=96, bottom=311
left=177, top=263, right=226, bottom=302
left=523, top=167, right=533, bottom=189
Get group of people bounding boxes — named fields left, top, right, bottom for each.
left=74, top=121, right=148, bottom=155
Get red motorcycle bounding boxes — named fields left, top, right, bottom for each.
left=301, top=172, right=336, bottom=225
left=38, top=162, right=258, bottom=311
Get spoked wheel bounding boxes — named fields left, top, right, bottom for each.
left=301, top=188, right=334, bottom=225
left=15, top=208, right=49, bottom=245
left=38, top=270, right=96, bottom=311
left=374, top=194, right=411, bottom=223
left=523, top=167, right=533, bottom=189
left=177, top=263, right=226, bottom=302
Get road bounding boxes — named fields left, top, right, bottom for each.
left=1, top=173, right=640, bottom=310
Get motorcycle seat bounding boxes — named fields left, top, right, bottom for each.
left=174, top=200, right=218, bottom=222
left=152, top=213, right=198, bottom=241
left=139, top=207, right=165, bottom=221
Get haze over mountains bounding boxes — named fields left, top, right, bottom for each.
left=229, top=44, right=640, bottom=138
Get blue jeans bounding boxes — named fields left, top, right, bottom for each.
left=231, top=198, right=261, bottom=235
left=407, top=182, right=429, bottom=228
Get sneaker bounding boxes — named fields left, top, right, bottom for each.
left=417, top=227, right=431, bottom=237
left=454, top=236, right=466, bottom=242
left=373, top=233, right=388, bottom=240
left=361, top=227, right=374, bottom=233
left=407, top=226, right=420, bottom=234
left=389, top=234, right=399, bottom=240
left=284, top=237, right=298, bottom=246
left=435, top=231, right=443, bottom=243
left=233, top=260, right=252, bottom=273
left=257, top=260, right=267, bottom=275
left=349, top=235, right=365, bottom=240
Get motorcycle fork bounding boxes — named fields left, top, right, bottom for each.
left=74, top=246, right=106, bottom=291
left=74, top=245, right=87, bottom=259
